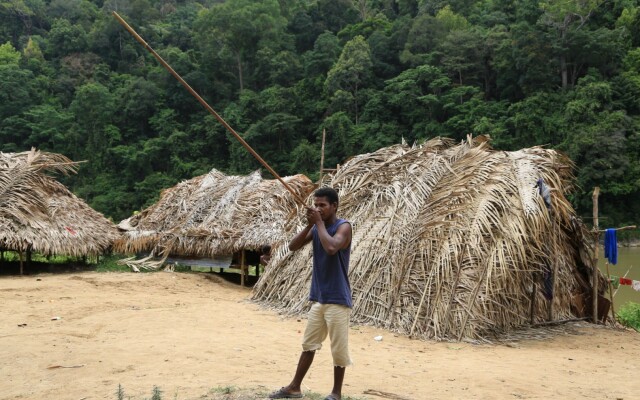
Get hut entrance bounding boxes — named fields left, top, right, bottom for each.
left=162, top=249, right=263, bottom=286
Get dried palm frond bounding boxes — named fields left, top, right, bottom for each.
left=252, top=136, right=601, bottom=342
left=0, top=149, right=119, bottom=256
left=114, top=169, right=316, bottom=269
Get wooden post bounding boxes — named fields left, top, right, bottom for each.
left=240, top=249, right=246, bottom=287
left=529, top=280, right=537, bottom=324
left=547, top=217, right=560, bottom=321
left=19, top=249, right=24, bottom=275
left=592, top=187, right=600, bottom=324
left=319, top=128, right=326, bottom=182
left=605, top=261, right=616, bottom=322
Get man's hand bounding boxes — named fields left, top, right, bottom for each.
left=305, top=206, right=322, bottom=226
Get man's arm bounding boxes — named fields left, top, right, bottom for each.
left=288, top=224, right=313, bottom=251
left=315, top=221, right=351, bottom=256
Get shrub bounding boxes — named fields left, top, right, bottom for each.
left=617, top=302, right=640, bottom=331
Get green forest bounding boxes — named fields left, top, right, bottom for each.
left=1, top=0, right=639, bottom=227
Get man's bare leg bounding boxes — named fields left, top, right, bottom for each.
left=271, top=350, right=315, bottom=397
left=329, top=365, right=345, bottom=399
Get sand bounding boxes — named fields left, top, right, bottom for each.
left=1, top=271, right=638, bottom=400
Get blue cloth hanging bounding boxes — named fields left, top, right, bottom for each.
left=604, top=228, right=618, bottom=265
left=534, top=178, right=552, bottom=211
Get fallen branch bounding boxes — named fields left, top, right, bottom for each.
left=363, top=389, right=412, bottom=400
left=47, top=364, right=85, bottom=369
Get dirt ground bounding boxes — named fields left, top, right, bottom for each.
left=1, top=271, right=638, bottom=400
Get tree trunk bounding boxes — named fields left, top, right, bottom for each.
left=236, top=53, right=244, bottom=92
left=560, top=28, right=568, bottom=90
left=354, top=82, right=359, bottom=125
left=560, top=55, right=568, bottom=90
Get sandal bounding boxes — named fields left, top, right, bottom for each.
left=268, top=387, right=303, bottom=399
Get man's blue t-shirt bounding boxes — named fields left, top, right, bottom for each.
left=309, top=218, right=352, bottom=308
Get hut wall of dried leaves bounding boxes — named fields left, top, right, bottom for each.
left=252, top=136, right=605, bottom=342
left=0, top=149, right=119, bottom=257
left=114, top=169, right=315, bottom=267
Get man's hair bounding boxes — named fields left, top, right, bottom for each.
left=314, top=187, right=339, bottom=205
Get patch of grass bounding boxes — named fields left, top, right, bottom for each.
left=617, top=302, right=640, bottom=331
left=95, top=255, right=131, bottom=272
left=151, top=385, right=163, bottom=400
left=114, top=385, right=370, bottom=400
left=303, top=393, right=368, bottom=400
left=0, top=250, right=84, bottom=264
left=171, top=263, right=194, bottom=273
left=209, top=385, right=237, bottom=395
left=116, top=383, right=125, bottom=400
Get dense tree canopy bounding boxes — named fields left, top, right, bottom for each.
left=1, top=0, right=639, bottom=228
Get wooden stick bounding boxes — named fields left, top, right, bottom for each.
left=529, top=280, right=537, bottom=324
left=240, top=249, right=246, bottom=287
left=531, top=317, right=589, bottom=327
left=592, top=187, right=600, bottom=324
left=597, top=225, right=636, bottom=232
left=112, top=12, right=306, bottom=206
left=613, top=265, right=633, bottom=297
left=605, top=261, right=616, bottom=323
left=547, top=215, right=559, bottom=321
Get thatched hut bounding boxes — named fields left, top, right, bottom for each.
left=114, top=168, right=315, bottom=275
left=0, top=149, right=119, bottom=271
left=252, top=136, right=604, bottom=342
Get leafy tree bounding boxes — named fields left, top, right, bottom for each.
left=303, top=31, right=341, bottom=76
left=194, top=0, right=289, bottom=93
left=68, top=82, right=118, bottom=169
left=0, top=63, right=34, bottom=121
left=311, top=0, right=360, bottom=33
left=47, top=0, right=98, bottom=28
left=400, top=13, right=447, bottom=66
left=439, top=28, right=483, bottom=85
left=22, top=104, right=73, bottom=151
left=538, top=0, right=603, bottom=89
left=289, top=138, right=319, bottom=178
left=321, top=111, right=356, bottom=168
left=0, top=41, right=21, bottom=64
left=46, top=18, right=88, bottom=57
left=325, top=35, right=373, bottom=123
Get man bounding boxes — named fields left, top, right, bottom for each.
left=269, top=187, right=353, bottom=400
left=259, top=244, right=272, bottom=267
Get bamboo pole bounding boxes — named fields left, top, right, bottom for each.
left=605, top=260, right=616, bottom=323
left=613, top=265, right=633, bottom=297
left=597, top=225, right=636, bottom=232
left=112, top=12, right=306, bottom=206
left=592, top=187, right=599, bottom=324
left=601, top=225, right=635, bottom=323
left=319, top=128, right=326, bottom=182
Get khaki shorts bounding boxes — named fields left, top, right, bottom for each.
left=302, top=302, right=352, bottom=367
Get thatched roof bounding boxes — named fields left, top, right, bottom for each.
left=0, top=149, right=119, bottom=256
left=114, top=168, right=316, bottom=261
left=252, top=136, right=602, bottom=342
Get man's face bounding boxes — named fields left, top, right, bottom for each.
left=313, top=196, right=337, bottom=222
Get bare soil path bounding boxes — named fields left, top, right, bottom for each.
left=1, top=271, right=638, bottom=400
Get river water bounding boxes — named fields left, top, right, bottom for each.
left=597, top=246, right=640, bottom=308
